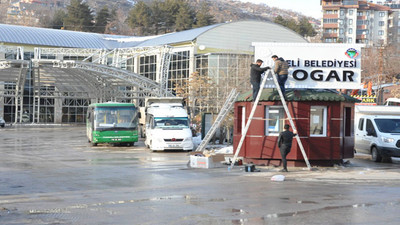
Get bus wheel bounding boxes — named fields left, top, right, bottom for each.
left=126, top=142, right=135, bottom=147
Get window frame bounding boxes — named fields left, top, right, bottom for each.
left=265, top=106, right=285, bottom=136
left=241, top=106, right=246, bottom=135
left=358, top=118, right=364, bottom=131
left=310, top=106, right=328, bottom=137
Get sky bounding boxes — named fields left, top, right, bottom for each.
left=239, top=0, right=323, bottom=19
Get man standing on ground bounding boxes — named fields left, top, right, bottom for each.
left=272, top=55, right=289, bottom=97
left=278, top=124, right=297, bottom=172
left=250, top=59, right=270, bottom=101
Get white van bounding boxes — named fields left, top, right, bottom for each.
left=354, top=106, right=400, bottom=162
left=384, top=98, right=400, bottom=106
left=144, top=103, right=194, bottom=151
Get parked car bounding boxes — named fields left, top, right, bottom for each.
left=384, top=98, right=400, bottom=106
left=0, top=117, right=5, bottom=127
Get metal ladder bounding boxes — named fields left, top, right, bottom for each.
left=195, top=89, right=240, bottom=152
left=32, top=65, right=40, bottom=123
left=14, top=63, right=28, bottom=123
left=230, top=70, right=311, bottom=170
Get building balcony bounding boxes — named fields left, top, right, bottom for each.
left=357, top=16, right=366, bottom=20
left=343, top=0, right=358, bottom=6
left=322, top=0, right=358, bottom=7
left=322, top=0, right=342, bottom=6
left=323, top=23, right=339, bottom=28
left=323, top=33, right=339, bottom=38
left=357, top=25, right=367, bottom=29
left=322, top=5, right=341, bottom=10
left=356, top=34, right=366, bottom=39
left=323, top=14, right=339, bottom=19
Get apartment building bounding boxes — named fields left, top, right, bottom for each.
left=381, top=1, right=400, bottom=46
left=321, top=0, right=391, bottom=46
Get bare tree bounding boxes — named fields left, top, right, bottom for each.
left=174, top=54, right=253, bottom=143
left=105, top=8, right=132, bottom=35
left=361, top=45, right=400, bottom=103
left=174, top=71, right=214, bottom=126
left=0, top=1, right=9, bottom=23
left=390, top=77, right=400, bottom=98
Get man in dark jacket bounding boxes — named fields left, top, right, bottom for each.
left=250, top=59, right=270, bottom=101
left=272, top=55, right=289, bottom=97
left=277, top=124, right=297, bottom=172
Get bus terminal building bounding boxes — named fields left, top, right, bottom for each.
left=0, top=21, right=307, bottom=124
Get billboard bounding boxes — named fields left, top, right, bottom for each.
left=253, top=43, right=364, bottom=89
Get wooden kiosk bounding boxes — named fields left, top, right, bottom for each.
left=233, top=89, right=359, bottom=167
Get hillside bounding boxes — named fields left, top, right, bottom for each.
left=87, top=0, right=319, bottom=23
left=0, top=0, right=320, bottom=32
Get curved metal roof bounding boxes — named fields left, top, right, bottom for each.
left=0, top=24, right=132, bottom=49
left=133, top=24, right=221, bottom=47
left=0, top=21, right=306, bottom=49
left=0, top=23, right=222, bottom=49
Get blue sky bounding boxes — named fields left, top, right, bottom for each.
left=240, top=0, right=322, bottom=18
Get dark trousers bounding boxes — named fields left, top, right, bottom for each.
left=277, top=74, right=288, bottom=95
left=251, top=81, right=260, bottom=101
left=279, top=144, right=291, bottom=169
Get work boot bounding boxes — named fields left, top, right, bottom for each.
left=279, top=168, right=288, bottom=172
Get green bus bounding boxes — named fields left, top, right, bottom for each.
left=86, top=102, right=139, bottom=146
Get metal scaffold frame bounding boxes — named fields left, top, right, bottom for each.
left=0, top=45, right=174, bottom=124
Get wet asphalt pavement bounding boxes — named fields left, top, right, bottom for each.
left=1, top=126, right=400, bottom=225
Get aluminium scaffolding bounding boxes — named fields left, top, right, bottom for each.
left=0, top=45, right=174, bottom=124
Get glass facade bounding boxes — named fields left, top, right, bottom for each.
left=195, top=53, right=253, bottom=112
left=139, top=55, right=157, bottom=80
left=168, top=51, right=190, bottom=94
left=62, top=99, right=89, bottom=123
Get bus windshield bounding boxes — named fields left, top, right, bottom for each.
left=374, top=118, right=400, bottom=133
left=154, top=117, right=189, bottom=129
left=94, top=106, right=138, bottom=130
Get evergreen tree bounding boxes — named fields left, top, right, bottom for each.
left=274, top=15, right=286, bottom=27
left=127, top=1, right=152, bottom=35
left=194, top=1, right=214, bottom=28
left=274, top=15, right=316, bottom=37
left=51, top=9, right=67, bottom=29
left=94, top=6, right=111, bottom=33
left=150, top=0, right=165, bottom=35
left=285, top=18, right=298, bottom=33
left=64, top=0, right=94, bottom=32
left=160, top=0, right=181, bottom=33
left=297, top=17, right=316, bottom=37
left=175, top=2, right=194, bottom=31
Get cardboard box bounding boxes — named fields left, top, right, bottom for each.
left=189, top=152, right=225, bottom=169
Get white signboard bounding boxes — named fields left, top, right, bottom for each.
left=253, top=43, right=364, bottom=89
